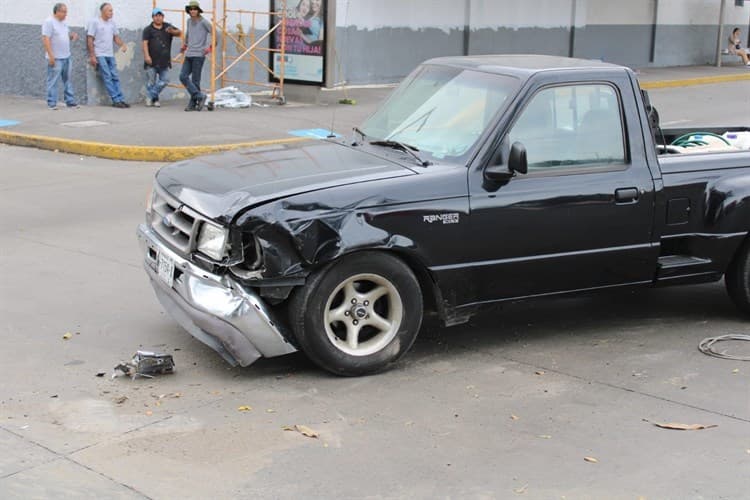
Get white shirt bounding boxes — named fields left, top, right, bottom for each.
left=87, top=17, right=119, bottom=57
left=42, top=17, right=71, bottom=59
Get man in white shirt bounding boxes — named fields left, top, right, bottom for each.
left=87, top=2, right=129, bottom=107
left=42, top=3, right=79, bottom=109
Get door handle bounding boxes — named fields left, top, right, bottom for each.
left=615, top=187, right=639, bottom=204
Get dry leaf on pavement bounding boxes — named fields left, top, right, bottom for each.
left=62, top=332, right=72, bottom=340
left=283, top=424, right=320, bottom=438
left=644, top=419, right=717, bottom=431
left=237, top=405, right=253, bottom=412
left=584, top=456, right=598, bottom=463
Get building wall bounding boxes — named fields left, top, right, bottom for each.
left=0, top=0, right=270, bottom=104
left=334, top=0, right=750, bottom=84
left=1, top=0, right=749, bottom=99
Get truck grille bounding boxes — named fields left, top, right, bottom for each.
left=148, top=186, right=206, bottom=255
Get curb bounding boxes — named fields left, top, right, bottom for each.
left=639, top=72, right=750, bottom=89
left=0, top=130, right=309, bottom=162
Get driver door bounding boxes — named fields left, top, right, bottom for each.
left=463, top=76, right=657, bottom=303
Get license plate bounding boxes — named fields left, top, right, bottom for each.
left=157, top=252, right=175, bottom=288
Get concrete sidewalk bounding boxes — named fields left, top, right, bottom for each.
left=0, top=64, right=748, bottom=161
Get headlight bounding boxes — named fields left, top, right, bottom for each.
left=145, top=186, right=155, bottom=214
left=197, top=222, right=228, bottom=260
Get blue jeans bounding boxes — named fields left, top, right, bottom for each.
left=179, top=56, right=205, bottom=100
left=96, top=56, right=125, bottom=103
left=46, top=58, right=76, bottom=107
left=145, top=66, right=170, bottom=100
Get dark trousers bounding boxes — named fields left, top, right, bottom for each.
left=179, top=56, right=205, bottom=100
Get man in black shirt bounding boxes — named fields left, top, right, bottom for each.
left=142, top=7, right=181, bottom=107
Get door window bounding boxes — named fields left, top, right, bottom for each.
left=508, top=84, right=626, bottom=170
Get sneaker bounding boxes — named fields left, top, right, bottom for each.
left=195, top=93, right=207, bottom=112
left=746, top=61, right=750, bottom=66
left=145, top=97, right=153, bottom=107
left=48, top=105, right=58, bottom=110
left=153, top=99, right=161, bottom=108
left=66, top=103, right=80, bottom=109
left=121, top=102, right=131, bottom=108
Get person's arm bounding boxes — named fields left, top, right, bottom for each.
left=87, top=36, right=97, bottom=66
left=202, top=18, right=213, bottom=55
left=86, top=21, right=98, bottom=66
left=142, top=27, right=151, bottom=66
left=114, top=34, right=127, bottom=53
left=166, top=23, right=182, bottom=37
left=142, top=41, right=151, bottom=66
left=181, top=23, right=188, bottom=52
left=42, top=35, right=55, bottom=66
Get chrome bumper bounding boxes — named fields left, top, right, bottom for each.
left=137, top=224, right=297, bottom=367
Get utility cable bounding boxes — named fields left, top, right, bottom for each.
left=698, top=334, right=750, bottom=361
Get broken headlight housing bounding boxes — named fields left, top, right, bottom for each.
left=196, top=222, right=229, bottom=261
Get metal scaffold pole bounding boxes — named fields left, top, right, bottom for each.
left=153, top=0, right=286, bottom=109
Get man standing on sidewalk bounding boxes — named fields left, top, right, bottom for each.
left=180, top=1, right=212, bottom=111
left=142, top=7, right=182, bottom=108
left=42, top=3, right=80, bottom=110
left=87, top=2, right=130, bottom=108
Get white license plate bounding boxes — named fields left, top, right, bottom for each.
left=157, top=252, right=175, bottom=288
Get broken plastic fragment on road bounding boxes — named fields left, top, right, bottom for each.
left=643, top=419, right=717, bottom=430
left=113, top=351, right=175, bottom=379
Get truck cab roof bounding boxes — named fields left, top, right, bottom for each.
left=423, top=54, right=627, bottom=80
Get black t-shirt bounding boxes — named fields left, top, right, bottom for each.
left=142, top=23, right=175, bottom=69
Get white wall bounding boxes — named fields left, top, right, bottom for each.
left=0, top=0, right=270, bottom=29
left=335, top=0, right=578, bottom=29
left=657, top=0, right=750, bottom=25
left=584, top=0, right=655, bottom=25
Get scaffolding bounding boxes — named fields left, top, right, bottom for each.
left=151, top=0, right=287, bottom=108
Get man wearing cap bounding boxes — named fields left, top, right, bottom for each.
left=179, top=1, right=212, bottom=111
left=142, top=8, right=182, bottom=107
left=87, top=2, right=129, bottom=107
left=42, top=3, right=80, bottom=110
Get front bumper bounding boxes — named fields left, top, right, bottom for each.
left=137, top=224, right=297, bottom=367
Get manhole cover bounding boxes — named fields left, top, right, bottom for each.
left=61, top=120, right=109, bottom=128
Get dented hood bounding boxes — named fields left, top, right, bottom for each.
left=156, top=140, right=416, bottom=221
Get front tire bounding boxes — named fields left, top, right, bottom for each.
left=725, top=239, right=750, bottom=314
left=289, top=252, right=423, bottom=376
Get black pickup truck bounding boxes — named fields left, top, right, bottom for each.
left=137, top=55, right=750, bottom=376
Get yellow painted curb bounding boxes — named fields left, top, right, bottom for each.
left=0, top=130, right=310, bottom=162
left=640, top=73, right=750, bottom=89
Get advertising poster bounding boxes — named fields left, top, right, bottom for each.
left=270, top=0, right=327, bottom=84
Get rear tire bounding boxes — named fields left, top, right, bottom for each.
left=289, top=252, right=423, bottom=376
left=725, top=239, right=750, bottom=314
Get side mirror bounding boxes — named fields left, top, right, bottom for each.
left=508, top=141, right=527, bottom=175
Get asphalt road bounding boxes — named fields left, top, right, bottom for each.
left=1, top=81, right=750, bottom=499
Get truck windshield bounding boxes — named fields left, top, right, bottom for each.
left=360, top=64, right=519, bottom=161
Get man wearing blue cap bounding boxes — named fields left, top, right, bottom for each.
left=142, top=7, right=182, bottom=107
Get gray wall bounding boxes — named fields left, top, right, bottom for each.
left=335, top=22, right=748, bottom=85
left=0, top=23, right=88, bottom=103
left=0, top=22, right=270, bottom=105
left=4, top=19, right=748, bottom=98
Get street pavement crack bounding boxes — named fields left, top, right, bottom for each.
left=493, top=353, right=750, bottom=424
left=7, top=234, right=140, bottom=270
left=0, top=426, right=152, bottom=498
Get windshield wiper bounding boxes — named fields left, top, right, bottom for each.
left=352, top=127, right=367, bottom=145
left=370, top=140, right=432, bottom=167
